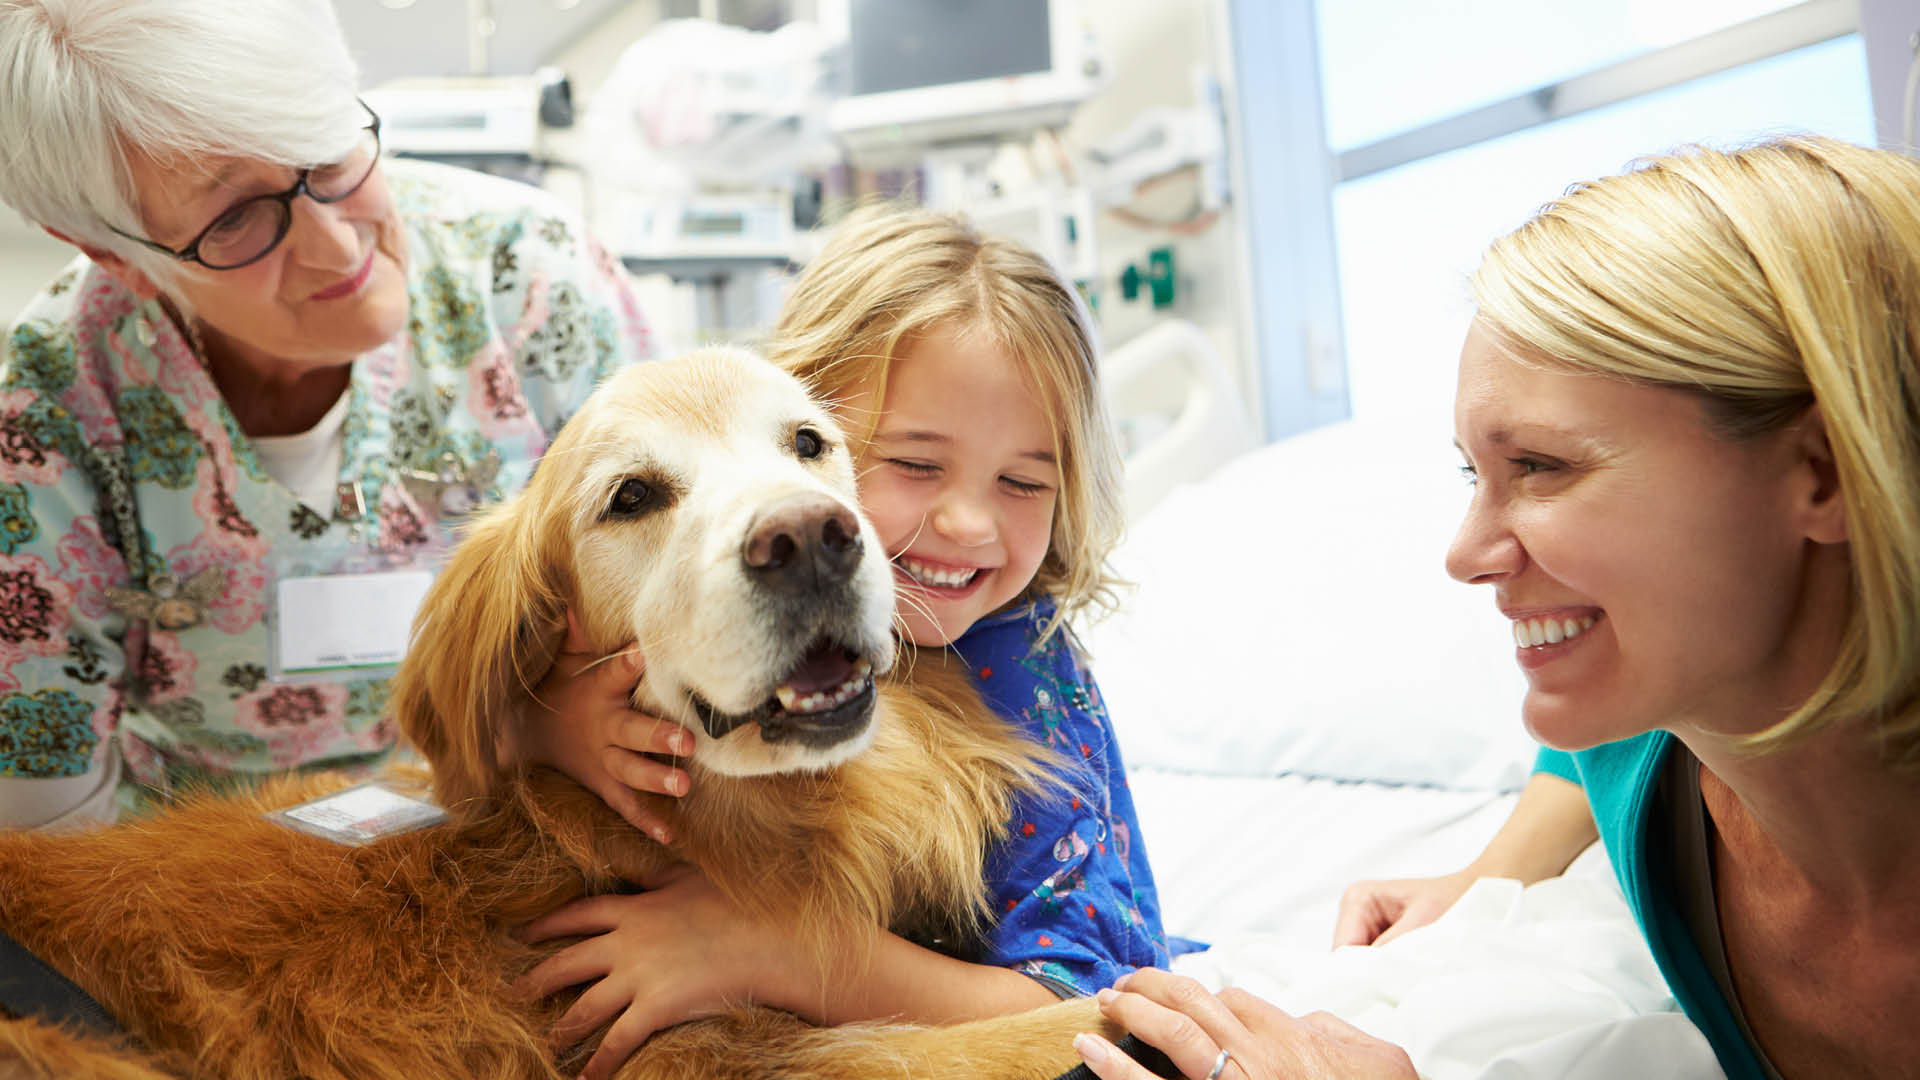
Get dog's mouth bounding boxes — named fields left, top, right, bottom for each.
left=691, top=639, right=877, bottom=747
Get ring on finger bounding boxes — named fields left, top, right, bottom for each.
left=1203, top=1048, right=1232, bottom=1080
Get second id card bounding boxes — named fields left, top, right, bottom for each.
left=270, top=569, right=434, bottom=681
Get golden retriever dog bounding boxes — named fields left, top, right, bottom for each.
left=0, top=349, right=1116, bottom=1079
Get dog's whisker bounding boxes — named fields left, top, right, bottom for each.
left=894, top=634, right=921, bottom=684
left=893, top=592, right=941, bottom=633
left=864, top=514, right=931, bottom=580
left=576, top=645, right=644, bottom=675
left=900, top=514, right=930, bottom=554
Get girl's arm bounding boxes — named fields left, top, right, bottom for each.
left=517, top=868, right=1059, bottom=1080
left=801, top=926, right=1062, bottom=1024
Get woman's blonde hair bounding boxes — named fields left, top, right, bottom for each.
left=1472, top=135, right=1920, bottom=771
left=767, top=203, right=1125, bottom=636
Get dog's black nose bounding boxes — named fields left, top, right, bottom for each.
left=743, top=495, right=863, bottom=592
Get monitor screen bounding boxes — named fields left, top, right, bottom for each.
left=848, top=0, right=1053, bottom=96
left=827, top=0, right=1103, bottom=155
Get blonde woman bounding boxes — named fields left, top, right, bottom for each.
left=1079, top=137, right=1920, bottom=1080
left=519, top=206, right=1176, bottom=1080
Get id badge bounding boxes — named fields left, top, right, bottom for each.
left=266, top=544, right=442, bottom=683
left=266, top=780, right=446, bottom=846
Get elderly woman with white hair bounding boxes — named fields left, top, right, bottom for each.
left=0, top=0, right=689, bottom=832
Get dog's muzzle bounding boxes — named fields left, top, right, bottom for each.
left=687, top=492, right=888, bottom=748
left=691, top=639, right=879, bottom=748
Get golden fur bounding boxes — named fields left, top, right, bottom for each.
left=0, top=349, right=1115, bottom=1078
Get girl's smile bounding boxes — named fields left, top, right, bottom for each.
left=895, top=554, right=993, bottom=594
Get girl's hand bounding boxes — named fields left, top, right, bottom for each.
left=513, top=610, right=694, bottom=844
left=1331, top=868, right=1475, bottom=947
left=516, top=866, right=798, bottom=1080
left=1073, top=968, right=1416, bottom=1080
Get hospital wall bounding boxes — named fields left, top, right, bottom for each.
left=0, top=207, right=74, bottom=320
left=0, top=0, right=1256, bottom=424
left=1065, top=0, right=1256, bottom=423
left=544, top=0, right=1261, bottom=422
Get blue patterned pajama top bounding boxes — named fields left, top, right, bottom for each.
left=947, top=597, right=1172, bottom=997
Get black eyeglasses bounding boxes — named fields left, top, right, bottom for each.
left=110, top=102, right=383, bottom=272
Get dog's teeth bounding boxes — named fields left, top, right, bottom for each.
left=772, top=659, right=873, bottom=717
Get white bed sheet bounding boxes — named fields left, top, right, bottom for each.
left=1128, top=768, right=1726, bottom=1079
left=1132, top=769, right=1518, bottom=956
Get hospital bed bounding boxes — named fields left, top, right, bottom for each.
left=1087, top=328, right=1727, bottom=1078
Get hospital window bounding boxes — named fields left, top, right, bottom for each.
left=1316, top=0, right=1809, bottom=151
left=1303, top=1, right=1875, bottom=426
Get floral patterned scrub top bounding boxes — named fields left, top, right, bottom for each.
left=950, top=597, right=1171, bottom=997
left=0, top=159, right=653, bottom=827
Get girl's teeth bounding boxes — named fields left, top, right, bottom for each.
left=1513, top=615, right=1597, bottom=648
left=902, top=559, right=978, bottom=588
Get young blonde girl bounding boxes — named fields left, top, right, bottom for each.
left=773, top=204, right=1125, bottom=645
left=518, top=205, right=1171, bottom=1080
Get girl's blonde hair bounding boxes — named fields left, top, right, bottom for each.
left=1471, top=135, right=1920, bottom=772
left=768, top=203, right=1125, bottom=635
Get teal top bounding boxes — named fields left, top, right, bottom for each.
left=1536, top=735, right=1766, bottom=1079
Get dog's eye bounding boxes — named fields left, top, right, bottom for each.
left=606, top=478, right=653, bottom=517
left=795, top=427, right=825, bottom=460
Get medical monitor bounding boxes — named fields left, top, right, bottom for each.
left=826, top=0, right=1106, bottom=159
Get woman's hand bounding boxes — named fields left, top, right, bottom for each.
left=1333, top=773, right=1600, bottom=947
left=516, top=866, right=800, bottom=1080
left=1073, top=968, right=1416, bottom=1080
left=1331, top=869, right=1475, bottom=947
left=512, top=610, right=694, bottom=844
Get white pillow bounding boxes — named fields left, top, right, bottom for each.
left=1083, top=417, right=1540, bottom=791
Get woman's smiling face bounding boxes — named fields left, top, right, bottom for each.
left=123, top=140, right=409, bottom=374
left=1445, top=321, right=1846, bottom=750
left=843, top=321, right=1060, bottom=647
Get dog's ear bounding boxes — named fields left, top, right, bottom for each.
left=389, top=497, right=570, bottom=815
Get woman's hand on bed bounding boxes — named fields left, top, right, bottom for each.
left=515, top=609, right=693, bottom=844
left=1331, top=869, right=1475, bottom=947
left=1073, top=968, right=1416, bottom=1080
left=1335, top=774, right=1601, bottom=947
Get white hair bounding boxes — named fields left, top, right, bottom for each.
left=0, top=0, right=365, bottom=281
